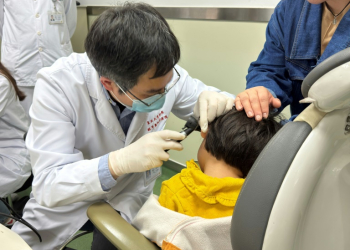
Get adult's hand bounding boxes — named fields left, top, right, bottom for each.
left=108, top=130, right=185, bottom=178
left=234, top=87, right=281, bottom=121
left=193, top=91, right=235, bottom=133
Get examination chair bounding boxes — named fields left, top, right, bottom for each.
left=231, top=47, right=350, bottom=250
left=1, top=47, right=349, bottom=249
left=0, top=224, right=32, bottom=250
left=86, top=47, right=350, bottom=250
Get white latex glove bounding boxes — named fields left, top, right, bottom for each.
left=193, top=91, right=235, bottom=133
left=108, top=130, right=185, bottom=177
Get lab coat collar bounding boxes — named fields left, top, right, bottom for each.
left=124, top=112, right=148, bottom=146
left=84, top=54, right=148, bottom=145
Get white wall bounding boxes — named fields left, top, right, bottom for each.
left=78, top=0, right=280, bottom=8
left=163, top=19, right=290, bottom=166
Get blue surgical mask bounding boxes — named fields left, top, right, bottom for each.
left=111, top=67, right=180, bottom=113
left=129, top=94, right=166, bottom=113
left=110, top=91, right=166, bottom=113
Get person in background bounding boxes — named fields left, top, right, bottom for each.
left=0, top=0, right=77, bottom=118
left=0, top=62, right=31, bottom=227
left=234, top=0, right=350, bottom=121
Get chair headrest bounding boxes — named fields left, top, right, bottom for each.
left=301, top=47, right=350, bottom=112
left=303, top=62, right=350, bottom=112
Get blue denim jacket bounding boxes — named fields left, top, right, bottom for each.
left=246, top=0, right=350, bottom=116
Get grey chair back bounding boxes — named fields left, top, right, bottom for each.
left=302, top=47, right=350, bottom=97
left=231, top=121, right=311, bottom=250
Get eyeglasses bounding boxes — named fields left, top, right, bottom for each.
left=116, top=67, right=181, bottom=107
left=0, top=198, right=42, bottom=242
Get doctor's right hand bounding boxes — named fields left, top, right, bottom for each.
left=234, top=86, right=281, bottom=121
left=108, top=130, right=185, bottom=178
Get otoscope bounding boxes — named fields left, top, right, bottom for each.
left=165, top=116, right=200, bottom=152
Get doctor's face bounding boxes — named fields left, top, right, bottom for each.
left=111, top=66, right=174, bottom=107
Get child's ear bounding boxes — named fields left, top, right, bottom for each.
left=200, top=131, right=207, bottom=139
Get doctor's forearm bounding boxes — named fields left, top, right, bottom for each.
left=31, top=157, right=108, bottom=208
left=108, top=151, right=122, bottom=179
left=98, top=154, right=118, bottom=190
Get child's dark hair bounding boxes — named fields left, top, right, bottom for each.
left=204, top=107, right=283, bottom=177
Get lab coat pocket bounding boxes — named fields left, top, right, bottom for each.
left=55, top=2, right=72, bottom=53
left=57, top=23, right=73, bottom=54
left=61, top=41, right=73, bottom=54
left=1, top=42, right=19, bottom=75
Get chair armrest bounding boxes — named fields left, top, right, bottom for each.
left=87, top=202, right=160, bottom=250
left=0, top=224, right=32, bottom=250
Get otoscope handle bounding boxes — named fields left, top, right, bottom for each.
left=165, top=128, right=194, bottom=152
left=164, top=116, right=199, bottom=152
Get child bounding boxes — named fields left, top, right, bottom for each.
left=133, top=108, right=282, bottom=249
left=158, top=107, right=282, bottom=219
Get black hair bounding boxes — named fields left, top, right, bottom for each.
left=84, top=2, right=180, bottom=92
left=204, top=108, right=283, bottom=177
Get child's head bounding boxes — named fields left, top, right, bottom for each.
left=197, top=107, right=283, bottom=178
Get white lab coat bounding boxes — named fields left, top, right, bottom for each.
left=0, top=0, right=77, bottom=87
left=11, top=53, right=229, bottom=250
left=0, top=74, right=30, bottom=197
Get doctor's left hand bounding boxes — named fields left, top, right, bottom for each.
left=193, top=91, right=235, bottom=133
left=108, top=130, right=185, bottom=179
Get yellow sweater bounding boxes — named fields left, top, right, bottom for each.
left=158, top=160, right=245, bottom=219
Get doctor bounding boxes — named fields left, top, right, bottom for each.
left=12, top=3, right=235, bottom=249
left=0, top=0, right=77, bottom=117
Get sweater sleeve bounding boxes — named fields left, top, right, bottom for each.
left=246, top=0, right=293, bottom=111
